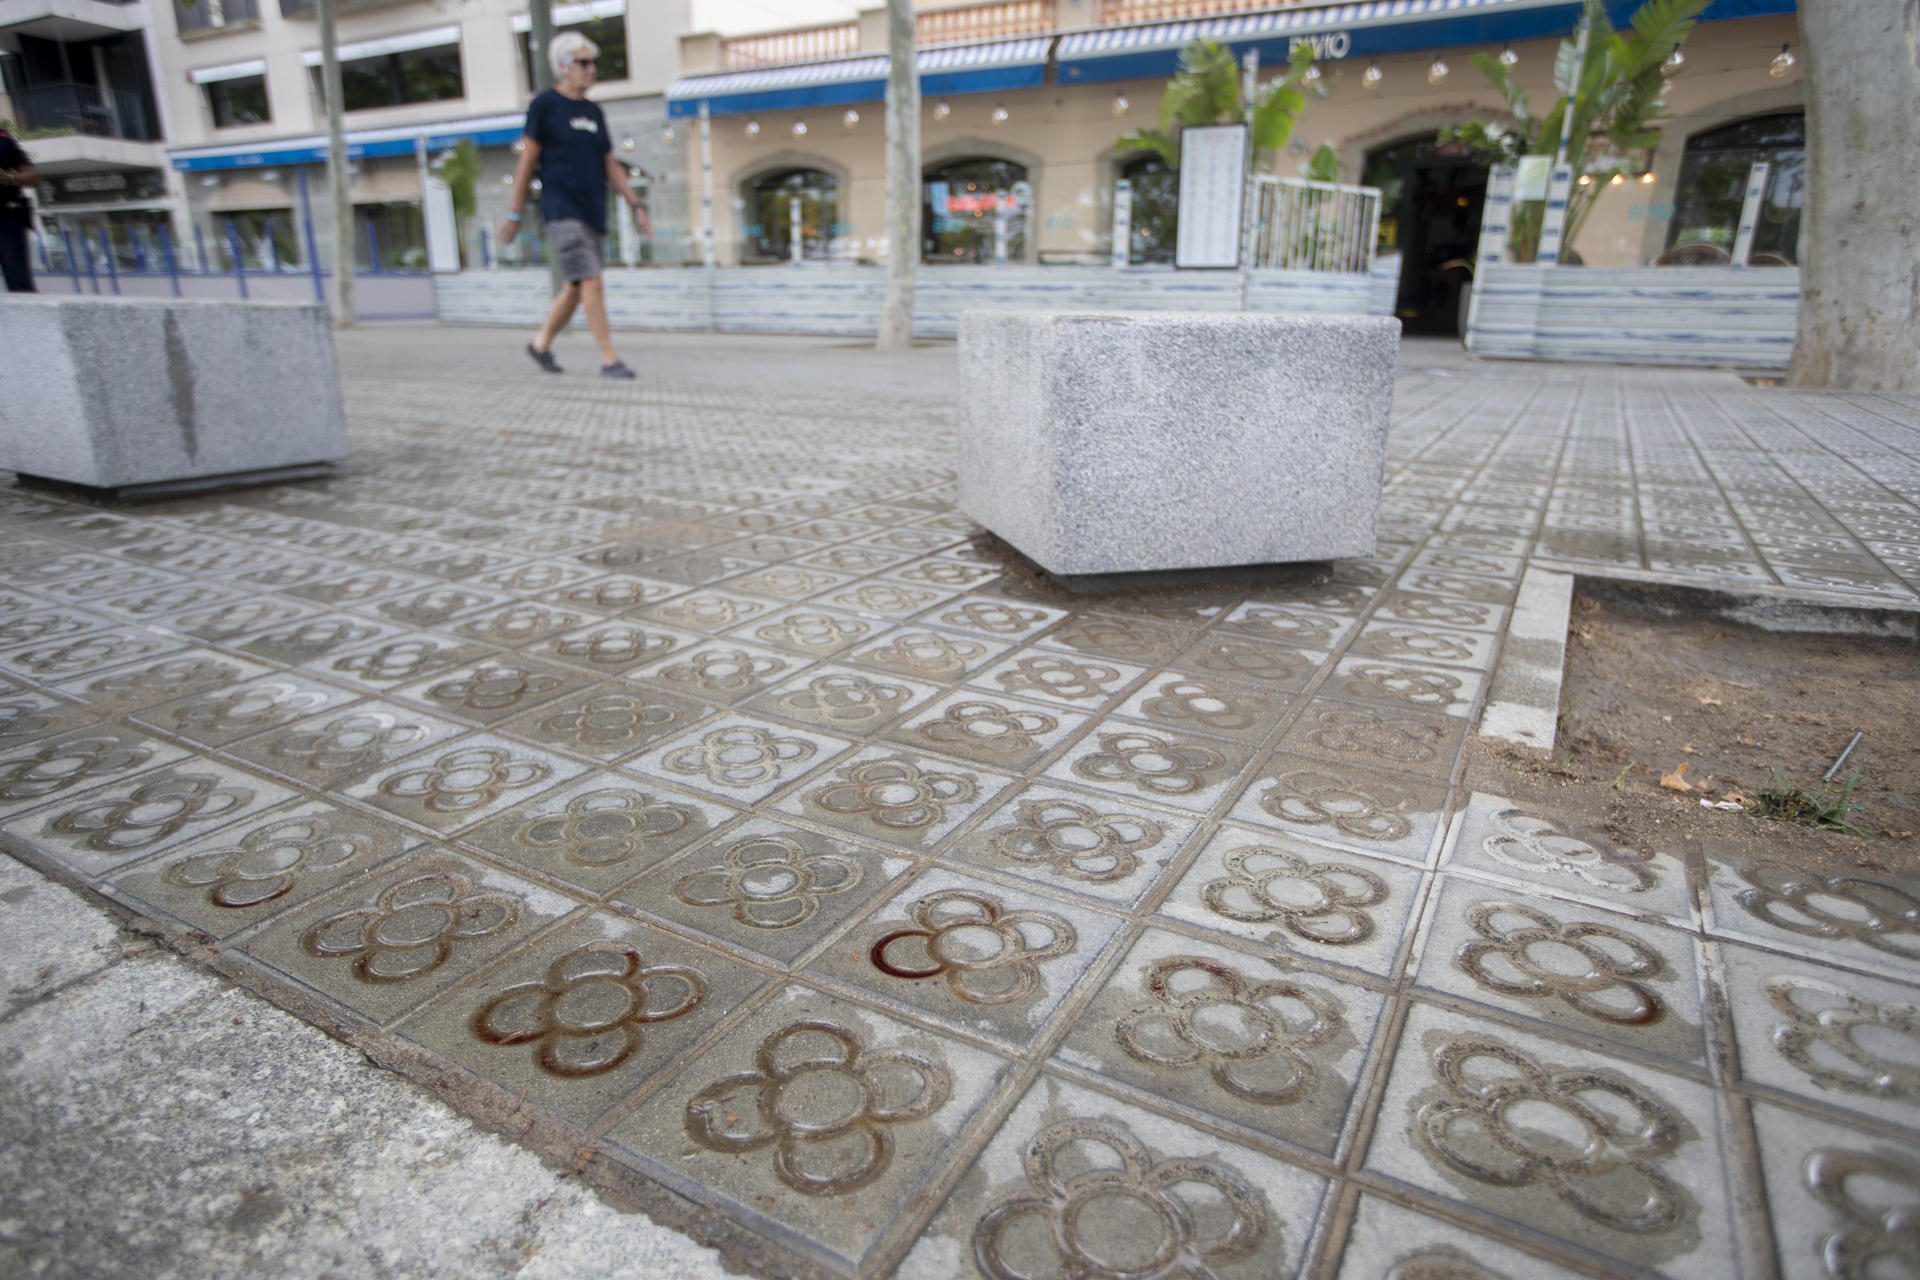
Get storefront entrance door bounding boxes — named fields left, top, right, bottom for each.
left=1363, top=138, right=1487, bottom=336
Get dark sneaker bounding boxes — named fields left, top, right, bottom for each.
left=600, top=360, right=636, bottom=379
left=526, top=343, right=563, bottom=373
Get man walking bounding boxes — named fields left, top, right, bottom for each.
left=0, top=126, right=39, bottom=294
left=498, top=31, right=651, bottom=377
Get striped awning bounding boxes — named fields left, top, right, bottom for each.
left=667, top=37, right=1050, bottom=118
left=170, top=112, right=526, bottom=173
left=1058, top=0, right=1795, bottom=83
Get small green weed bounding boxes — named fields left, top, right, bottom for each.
left=1609, top=761, right=1637, bottom=791
left=1750, top=769, right=1874, bottom=839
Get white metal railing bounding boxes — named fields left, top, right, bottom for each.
left=1250, top=175, right=1381, bottom=275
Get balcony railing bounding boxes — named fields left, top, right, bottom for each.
left=173, top=0, right=261, bottom=33
left=722, top=23, right=860, bottom=69
left=11, top=82, right=157, bottom=142
left=918, top=0, right=1056, bottom=45
left=1097, top=0, right=1295, bottom=22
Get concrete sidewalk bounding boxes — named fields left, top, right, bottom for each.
left=2, top=327, right=1916, bottom=1279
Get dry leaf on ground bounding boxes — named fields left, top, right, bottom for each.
left=1660, top=762, right=1694, bottom=792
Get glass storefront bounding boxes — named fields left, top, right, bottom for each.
left=356, top=201, right=428, bottom=271
left=209, top=208, right=301, bottom=270
left=742, top=168, right=838, bottom=263
left=923, top=157, right=1026, bottom=264
left=1667, top=113, right=1804, bottom=265
left=1119, top=154, right=1176, bottom=265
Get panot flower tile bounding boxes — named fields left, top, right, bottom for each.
left=899, top=1071, right=1329, bottom=1279
left=1055, top=926, right=1388, bottom=1156
left=771, top=746, right=1016, bottom=854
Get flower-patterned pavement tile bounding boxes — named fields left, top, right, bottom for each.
left=771, top=747, right=1017, bottom=855
left=1445, top=791, right=1696, bottom=925
left=342, top=734, right=587, bottom=836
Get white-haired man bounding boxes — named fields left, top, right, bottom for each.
left=498, top=31, right=651, bottom=378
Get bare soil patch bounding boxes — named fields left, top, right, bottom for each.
left=1466, top=583, right=1920, bottom=879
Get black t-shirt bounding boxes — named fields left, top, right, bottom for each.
left=524, top=89, right=611, bottom=233
left=0, top=133, right=31, bottom=226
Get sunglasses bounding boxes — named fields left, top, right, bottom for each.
left=572, top=58, right=597, bottom=66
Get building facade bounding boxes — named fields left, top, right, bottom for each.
left=667, top=0, right=1804, bottom=334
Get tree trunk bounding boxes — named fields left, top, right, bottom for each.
left=317, top=0, right=353, bottom=326
left=1787, top=0, right=1920, bottom=390
left=876, top=0, right=918, bottom=350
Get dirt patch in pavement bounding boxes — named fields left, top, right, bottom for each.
left=1466, top=582, right=1920, bottom=880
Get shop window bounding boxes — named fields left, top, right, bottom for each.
left=742, top=168, right=838, bottom=263
left=923, top=157, right=1026, bottom=264
left=1667, top=112, right=1804, bottom=264
left=209, top=208, right=299, bottom=270
left=317, top=43, right=463, bottom=112
left=519, top=17, right=628, bottom=90
left=206, top=75, right=270, bottom=128
left=356, top=201, right=427, bottom=270
left=1119, top=154, right=1175, bottom=265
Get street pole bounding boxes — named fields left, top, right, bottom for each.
left=876, top=0, right=918, bottom=349
left=317, top=0, right=353, bottom=325
left=527, top=0, right=562, bottom=296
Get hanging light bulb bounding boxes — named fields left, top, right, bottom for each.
left=619, top=136, right=635, bottom=151
left=1302, top=63, right=1321, bottom=85
left=842, top=108, right=860, bottom=128
left=660, top=125, right=676, bottom=146
left=511, top=138, right=527, bottom=154
left=1640, top=171, right=1656, bottom=184
left=991, top=103, right=1009, bottom=125
left=792, top=119, right=808, bottom=136
left=1609, top=173, right=1624, bottom=185
left=1362, top=61, right=1383, bottom=88
left=1576, top=173, right=1593, bottom=186
left=744, top=119, right=760, bottom=137
left=1111, top=92, right=1129, bottom=116
left=530, top=178, right=543, bottom=192
left=1498, top=44, right=1518, bottom=67
left=1769, top=43, right=1795, bottom=77
left=933, top=100, right=951, bottom=120
left=1427, top=56, right=1449, bottom=84
left=1661, top=48, right=1685, bottom=77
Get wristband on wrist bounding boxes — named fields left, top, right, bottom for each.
left=504, top=210, right=522, bottom=222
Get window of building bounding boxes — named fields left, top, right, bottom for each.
left=357, top=201, right=427, bottom=270
left=206, top=75, right=270, bottom=127
left=518, top=17, right=628, bottom=90
left=1667, top=112, right=1804, bottom=264
left=1119, top=154, right=1175, bottom=265
left=316, top=42, right=464, bottom=112
left=923, top=157, right=1027, bottom=263
left=742, top=168, right=837, bottom=263
left=209, top=208, right=300, bottom=270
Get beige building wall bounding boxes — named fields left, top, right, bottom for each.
left=682, top=11, right=1800, bottom=269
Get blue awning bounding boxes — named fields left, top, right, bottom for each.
left=171, top=113, right=525, bottom=172
left=667, top=37, right=1050, bottom=119
left=1058, top=0, right=1794, bottom=84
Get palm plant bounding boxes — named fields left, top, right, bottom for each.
left=1116, top=38, right=1317, bottom=170
left=1439, top=0, right=1708, bottom=260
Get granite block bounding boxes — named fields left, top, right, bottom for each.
left=0, top=297, right=347, bottom=490
left=957, top=310, right=1399, bottom=575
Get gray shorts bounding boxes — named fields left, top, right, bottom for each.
left=548, top=218, right=604, bottom=283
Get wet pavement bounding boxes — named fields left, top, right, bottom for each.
left=2, top=327, right=1917, bottom=1279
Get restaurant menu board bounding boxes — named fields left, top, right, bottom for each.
left=1176, top=123, right=1247, bottom=269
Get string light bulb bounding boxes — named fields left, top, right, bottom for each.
left=1427, top=56, right=1449, bottom=84
left=1640, top=171, right=1656, bottom=184
left=1662, top=48, right=1685, bottom=76
left=933, top=100, right=951, bottom=120
left=1362, top=61, right=1383, bottom=88
left=1609, top=173, right=1624, bottom=185
left=744, top=119, right=760, bottom=136
left=842, top=108, right=859, bottom=127
left=619, top=136, right=635, bottom=151
left=991, top=103, right=1009, bottom=125
left=1498, top=44, right=1518, bottom=67
left=792, top=119, right=808, bottom=136
left=1302, top=63, right=1321, bottom=84
left=1111, top=92, right=1129, bottom=116
left=1576, top=173, right=1593, bottom=185
left=1769, top=43, right=1795, bottom=77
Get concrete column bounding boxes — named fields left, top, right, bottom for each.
left=317, top=0, right=354, bottom=325
left=876, top=0, right=919, bottom=349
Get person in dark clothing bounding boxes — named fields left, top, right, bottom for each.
left=497, top=32, right=652, bottom=378
left=0, top=128, right=40, bottom=294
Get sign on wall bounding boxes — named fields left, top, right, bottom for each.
left=1176, top=123, right=1246, bottom=270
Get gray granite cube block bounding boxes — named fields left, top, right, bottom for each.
left=957, top=310, right=1399, bottom=576
left=0, top=297, right=347, bottom=490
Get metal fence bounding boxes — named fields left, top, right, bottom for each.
left=1250, top=175, right=1381, bottom=275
